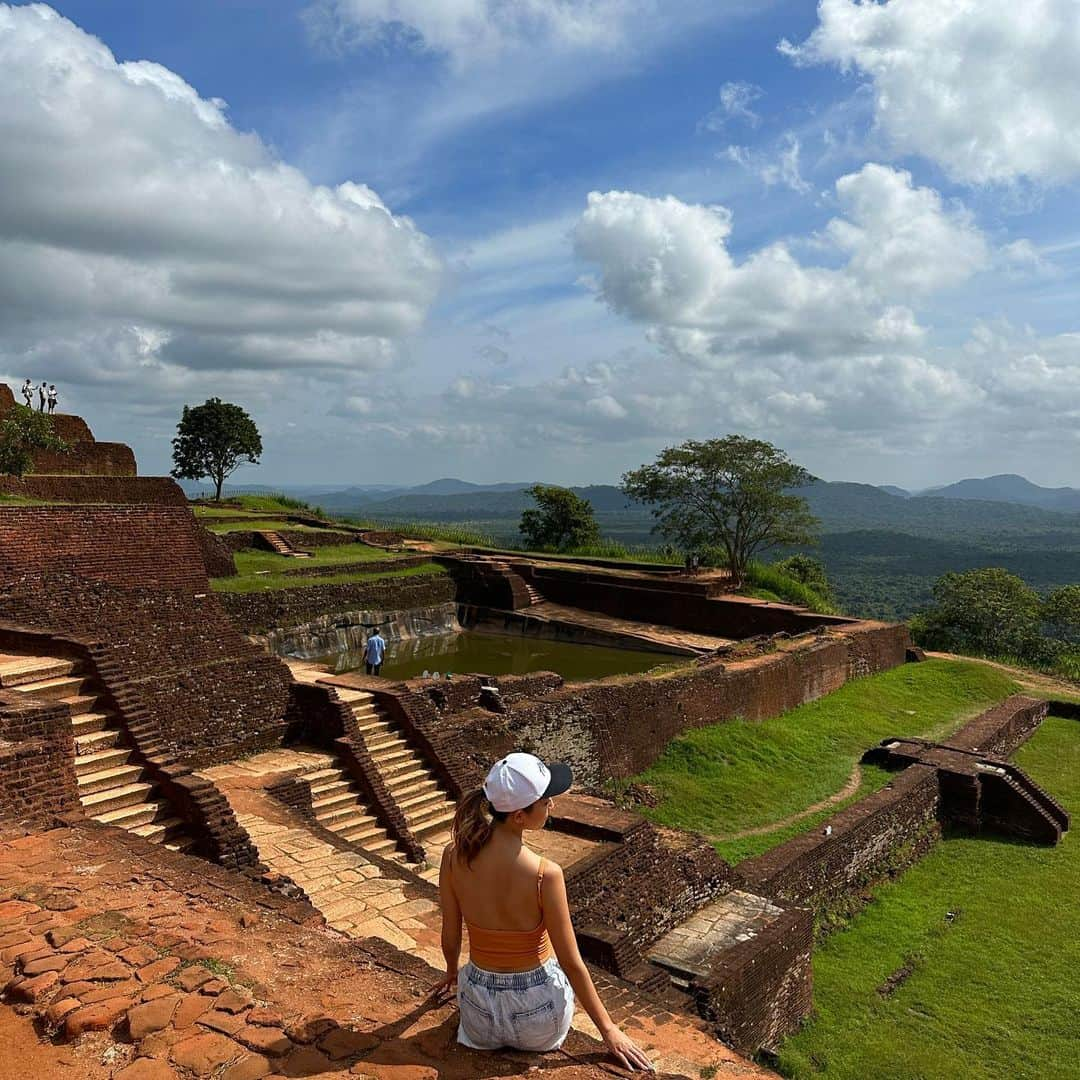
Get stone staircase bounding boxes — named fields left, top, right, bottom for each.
left=258, top=530, right=311, bottom=558
left=339, top=688, right=457, bottom=882
left=523, top=581, right=544, bottom=606
left=0, top=651, right=193, bottom=852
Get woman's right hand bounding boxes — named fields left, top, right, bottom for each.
left=602, top=1025, right=655, bottom=1072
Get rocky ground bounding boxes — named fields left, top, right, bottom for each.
left=0, top=822, right=773, bottom=1080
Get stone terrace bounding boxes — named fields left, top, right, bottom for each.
left=0, top=822, right=774, bottom=1080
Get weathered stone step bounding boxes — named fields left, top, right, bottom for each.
left=302, top=768, right=339, bottom=785
left=410, top=804, right=457, bottom=836
left=382, top=766, right=430, bottom=788
left=164, top=833, right=197, bottom=854
left=379, top=754, right=426, bottom=778
left=311, top=789, right=358, bottom=812
left=354, top=714, right=390, bottom=733
left=339, top=821, right=386, bottom=845
left=0, top=656, right=77, bottom=687
left=72, top=710, right=112, bottom=734
left=389, top=780, right=441, bottom=805
left=317, top=803, right=370, bottom=827
left=74, top=747, right=131, bottom=776
left=364, top=731, right=399, bottom=753
left=73, top=726, right=121, bottom=754
left=58, top=692, right=100, bottom=716
left=77, top=763, right=143, bottom=795
left=81, top=782, right=154, bottom=814
left=11, top=674, right=87, bottom=701
left=131, top=816, right=187, bottom=844
left=95, top=801, right=170, bottom=830
left=309, top=779, right=350, bottom=798
left=369, top=747, right=413, bottom=767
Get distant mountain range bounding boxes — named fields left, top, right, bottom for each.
left=182, top=474, right=1080, bottom=531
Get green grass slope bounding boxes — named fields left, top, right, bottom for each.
left=777, top=713, right=1080, bottom=1080
left=632, top=660, right=1018, bottom=862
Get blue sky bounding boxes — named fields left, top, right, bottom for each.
left=2, top=1, right=1079, bottom=488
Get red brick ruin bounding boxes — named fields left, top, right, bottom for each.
left=0, top=385, right=1068, bottom=1078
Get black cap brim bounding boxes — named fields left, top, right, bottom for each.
left=542, top=761, right=573, bottom=799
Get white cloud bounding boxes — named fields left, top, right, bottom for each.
left=700, top=81, right=763, bottom=131
left=783, top=0, right=1080, bottom=185
left=727, top=133, right=811, bottom=194
left=0, top=3, right=440, bottom=394
left=573, top=163, right=988, bottom=366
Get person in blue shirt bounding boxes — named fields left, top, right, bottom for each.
left=365, top=627, right=386, bottom=676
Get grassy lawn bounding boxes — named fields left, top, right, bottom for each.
left=777, top=714, right=1080, bottom=1080
left=207, top=519, right=352, bottom=535
left=232, top=544, right=411, bottom=575
left=210, top=562, right=445, bottom=592
left=632, top=660, right=1018, bottom=861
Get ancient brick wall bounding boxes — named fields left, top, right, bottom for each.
left=737, top=764, right=941, bottom=909
left=279, top=555, right=432, bottom=578
left=510, top=564, right=854, bottom=638
left=196, top=526, right=237, bottom=577
left=0, top=575, right=293, bottom=768
left=0, top=475, right=187, bottom=505
left=0, top=506, right=210, bottom=591
left=697, top=902, right=814, bottom=1053
left=424, top=624, right=909, bottom=787
left=569, top=827, right=737, bottom=976
left=45, top=413, right=95, bottom=444
left=0, top=690, right=81, bottom=829
left=218, top=573, right=456, bottom=632
left=944, top=695, right=1048, bottom=756
left=276, top=529, right=356, bottom=549
left=31, top=441, right=137, bottom=476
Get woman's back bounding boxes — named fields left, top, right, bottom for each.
left=450, top=831, right=545, bottom=932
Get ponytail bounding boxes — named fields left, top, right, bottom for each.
left=451, top=788, right=506, bottom=866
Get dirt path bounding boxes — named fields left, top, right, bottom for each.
left=927, top=652, right=1080, bottom=701
left=706, top=763, right=863, bottom=843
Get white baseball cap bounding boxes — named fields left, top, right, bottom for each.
left=483, top=752, right=573, bottom=813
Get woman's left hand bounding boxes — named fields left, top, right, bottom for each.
left=430, top=971, right=457, bottom=1001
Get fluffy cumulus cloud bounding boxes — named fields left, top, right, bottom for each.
left=573, top=163, right=988, bottom=368
left=0, top=3, right=440, bottom=400
left=783, top=0, right=1080, bottom=184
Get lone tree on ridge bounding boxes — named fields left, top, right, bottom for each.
left=0, top=405, right=68, bottom=479
left=171, top=398, right=262, bottom=501
left=519, top=484, right=601, bottom=551
left=621, top=435, right=818, bottom=586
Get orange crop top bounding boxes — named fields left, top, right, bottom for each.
left=465, top=857, right=553, bottom=972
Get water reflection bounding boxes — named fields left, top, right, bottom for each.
left=318, top=629, right=665, bottom=682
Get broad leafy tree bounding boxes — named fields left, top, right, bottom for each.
left=519, top=485, right=601, bottom=551
left=0, top=405, right=68, bottom=478
left=1043, top=584, right=1080, bottom=645
left=171, top=398, right=262, bottom=501
left=621, top=436, right=818, bottom=585
left=911, top=567, right=1043, bottom=658
left=774, top=554, right=833, bottom=601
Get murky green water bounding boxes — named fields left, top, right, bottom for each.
left=319, top=630, right=667, bottom=682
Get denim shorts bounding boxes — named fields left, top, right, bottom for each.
left=457, top=958, right=575, bottom=1051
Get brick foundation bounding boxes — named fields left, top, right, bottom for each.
left=0, top=690, right=81, bottom=829
left=0, top=475, right=187, bottom=504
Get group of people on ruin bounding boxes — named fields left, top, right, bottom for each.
left=21, top=377, right=58, bottom=414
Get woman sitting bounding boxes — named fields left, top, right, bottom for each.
left=436, top=752, right=654, bottom=1071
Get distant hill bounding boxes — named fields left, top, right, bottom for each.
left=877, top=485, right=911, bottom=498
left=920, top=474, right=1080, bottom=512
left=406, top=478, right=535, bottom=496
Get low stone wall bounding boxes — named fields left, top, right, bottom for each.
left=697, top=901, right=814, bottom=1053
left=420, top=622, right=909, bottom=787
left=737, top=764, right=942, bottom=911
left=281, top=555, right=432, bottom=578
left=0, top=475, right=187, bottom=505
left=944, top=695, right=1049, bottom=756
left=219, top=573, right=456, bottom=633
left=0, top=689, right=80, bottom=830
